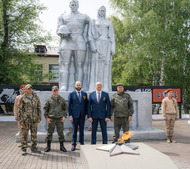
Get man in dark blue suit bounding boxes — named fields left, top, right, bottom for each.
left=88, top=82, right=111, bottom=144
left=68, top=81, right=88, bottom=151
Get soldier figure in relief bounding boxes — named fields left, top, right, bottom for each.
left=57, top=0, right=90, bottom=91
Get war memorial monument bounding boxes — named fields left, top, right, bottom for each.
left=16, top=0, right=177, bottom=168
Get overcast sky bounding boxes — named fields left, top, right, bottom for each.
left=39, top=0, right=115, bottom=40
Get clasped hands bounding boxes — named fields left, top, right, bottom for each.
left=88, top=117, right=110, bottom=123
left=70, top=115, right=88, bottom=123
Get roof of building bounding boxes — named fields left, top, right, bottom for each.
left=34, top=45, right=59, bottom=57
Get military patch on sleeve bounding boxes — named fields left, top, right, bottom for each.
left=18, top=100, right=20, bottom=105
left=58, top=101, right=62, bottom=104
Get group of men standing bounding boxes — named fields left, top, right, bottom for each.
left=43, top=81, right=134, bottom=152
left=14, top=82, right=134, bottom=156
left=14, top=83, right=179, bottom=156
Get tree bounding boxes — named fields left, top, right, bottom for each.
left=110, top=0, right=190, bottom=113
left=0, top=0, right=51, bottom=85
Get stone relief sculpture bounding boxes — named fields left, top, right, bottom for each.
left=88, top=6, right=115, bottom=91
left=57, top=0, right=90, bottom=91
left=57, top=2, right=115, bottom=91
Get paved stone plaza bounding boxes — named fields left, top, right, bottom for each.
left=0, top=120, right=190, bottom=169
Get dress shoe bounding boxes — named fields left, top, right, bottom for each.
left=71, top=145, right=76, bottom=151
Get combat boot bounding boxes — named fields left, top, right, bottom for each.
left=22, top=149, right=27, bottom=156
left=60, top=141, right=67, bottom=152
left=44, top=141, right=51, bottom=152
left=167, top=137, right=171, bottom=143
left=112, top=140, right=117, bottom=144
left=112, top=135, right=117, bottom=144
left=170, top=137, right=177, bottom=143
left=125, top=138, right=131, bottom=143
left=31, top=147, right=41, bottom=153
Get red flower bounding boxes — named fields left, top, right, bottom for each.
left=88, top=126, right=92, bottom=131
left=69, top=127, right=73, bottom=131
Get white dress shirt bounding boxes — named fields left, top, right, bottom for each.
left=96, top=90, right=102, bottom=102
left=76, top=90, right=81, bottom=100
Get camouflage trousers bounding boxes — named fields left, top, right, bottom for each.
left=21, top=122, right=37, bottom=150
left=17, top=121, right=22, bottom=141
left=165, top=114, right=176, bottom=137
left=46, top=118, right=65, bottom=142
left=113, top=116, right=129, bottom=141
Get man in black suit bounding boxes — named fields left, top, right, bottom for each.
left=88, top=82, right=111, bottom=144
left=68, top=81, right=88, bottom=151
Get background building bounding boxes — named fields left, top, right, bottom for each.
left=34, top=45, right=59, bottom=85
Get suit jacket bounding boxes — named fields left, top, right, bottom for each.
left=88, top=91, right=111, bottom=119
left=68, top=91, right=88, bottom=118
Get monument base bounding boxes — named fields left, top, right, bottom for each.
left=80, top=143, right=177, bottom=169
left=15, top=127, right=166, bottom=143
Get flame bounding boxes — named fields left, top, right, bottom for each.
left=117, top=131, right=134, bottom=142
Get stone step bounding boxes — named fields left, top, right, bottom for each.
left=16, top=127, right=166, bottom=143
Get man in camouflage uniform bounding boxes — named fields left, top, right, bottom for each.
left=18, top=84, right=41, bottom=156
left=44, top=86, right=67, bottom=152
left=14, top=85, right=26, bottom=147
left=111, top=83, right=134, bottom=143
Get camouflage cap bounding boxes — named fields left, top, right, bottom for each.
left=25, top=84, right=32, bottom=89
left=117, top=83, right=124, bottom=87
left=52, top=86, right=59, bottom=91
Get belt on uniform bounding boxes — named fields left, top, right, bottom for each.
left=48, top=117, right=62, bottom=119
left=166, top=113, right=176, bottom=115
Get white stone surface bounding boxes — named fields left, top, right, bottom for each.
left=35, top=91, right=153, bottom=131
left=80, top=143, right=178, bottom=169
